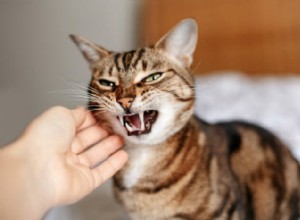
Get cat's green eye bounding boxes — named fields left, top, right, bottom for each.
left=99, top=79, right=116, bottom=88
left=143, top=72, right=163, bottom=83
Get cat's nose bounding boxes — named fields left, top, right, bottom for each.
left=117, top=97, right=134, bottom=110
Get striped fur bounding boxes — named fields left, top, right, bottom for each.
left=70, top=19, right=300, bottom=220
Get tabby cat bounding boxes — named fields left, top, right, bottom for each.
left=70, top=19, right=300, bottom=220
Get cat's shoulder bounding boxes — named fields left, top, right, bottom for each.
left=194, top=116, right=287, bottom=155
left=195, top=116, right=278, bottom=141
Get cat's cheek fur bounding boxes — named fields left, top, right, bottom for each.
left=146, top=101, right=194, bottom=144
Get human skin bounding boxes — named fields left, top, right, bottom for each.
left=0, top=106, right=128, bottom=220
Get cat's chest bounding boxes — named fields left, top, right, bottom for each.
left=121, top=147, right=154, bottom=188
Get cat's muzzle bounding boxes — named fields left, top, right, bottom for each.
left=117, top=110, right=158, bottom=136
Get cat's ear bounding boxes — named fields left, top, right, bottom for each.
left=69, top=34, right=110, bottom=64
left=155, top=18, right=198, bottom=68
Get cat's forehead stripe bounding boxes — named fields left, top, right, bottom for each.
left=110, top=48, right=148, bottom=75
left=114, top=53, right=121, bottom=72
left=122, top=50, right=136, bottom=72
left=132, top=48, right=146, bottom=68
left=108, top=65, right=113, bottom=76
left=142, top=60, right=148, bottom=71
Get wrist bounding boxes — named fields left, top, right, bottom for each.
left=0, top=138, right=52, bottom=220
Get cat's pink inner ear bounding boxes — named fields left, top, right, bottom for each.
left=70, top=34, right=109, bottom=64
left=155, top=19, right=198, bottom=68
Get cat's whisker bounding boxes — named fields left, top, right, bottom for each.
left=49, top=88, right=96, bottom=97
left=194, top=75, right=220, bottom=90
left=93, top=103, right=113, bottom=112
left=51, top=88, right=101, bottom=101
left=190, top=61, right=202, bottom=75
left=65, top=80, right=100, bottom=94
left=62, top=82, right=101, bottom=101
left=69, top=96, right=99, bottom=102
left=48, top=90, right=95, bottom=102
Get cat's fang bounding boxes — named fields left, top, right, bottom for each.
left=125, top=122, right=134, bottom=132
left=117, top=116, right=125, bottom=126
left=139, top=112, right=145, bottom=130
left=120, top=110, right=158, bottom=136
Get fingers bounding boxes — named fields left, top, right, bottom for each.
left=78, top=135, right=124, bottom=168
left=71, top=107, right=88, bottom=129
left=77, top=110, right=97, bottom=131
left=72, top=125, right=109, bottom=154
left=92, top=150, right=128, bottom=187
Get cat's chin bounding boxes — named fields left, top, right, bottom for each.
left=124, top=133, right=164, bottom=145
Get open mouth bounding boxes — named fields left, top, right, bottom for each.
left=117, top=110, right=158, bottom=136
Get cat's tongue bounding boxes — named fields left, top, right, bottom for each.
left=124, top=113, right=142, bottom=130
left=119, top=110, right=158, bottom=136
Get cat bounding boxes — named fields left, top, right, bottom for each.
left=70, top=19, right=300, bottom=220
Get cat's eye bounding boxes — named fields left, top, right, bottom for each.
left=99, top=79, right=116, bottom=88
left=142, top=72, right=163, bottom=83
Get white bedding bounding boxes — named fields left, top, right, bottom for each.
left=195, top=72, right=300, bottom=160
left=46, top=72, right=300, bottom=220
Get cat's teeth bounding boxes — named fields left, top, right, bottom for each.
left=139, top=112, right=145, bottom=130
left=125, top=122, right=133, bottom=132
left=118, top=116, right=124, bottom=126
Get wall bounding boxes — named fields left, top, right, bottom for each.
left=142, top=0, right=300, bottom=75
left=0, top=0, right=141, bottom=146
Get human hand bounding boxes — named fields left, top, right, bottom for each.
left=0, top=106, right=128, bottom=219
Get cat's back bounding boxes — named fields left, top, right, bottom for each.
left=205, top=119, right=300, bottom=219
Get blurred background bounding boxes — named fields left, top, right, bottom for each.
left=1, top=0, right=300, bottom=219
left=0, top=0, right=142, bottom=146
left=142, top=0, right=300, bottom=74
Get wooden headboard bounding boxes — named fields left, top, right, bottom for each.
left=141, top=0, right=300, bottom=75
